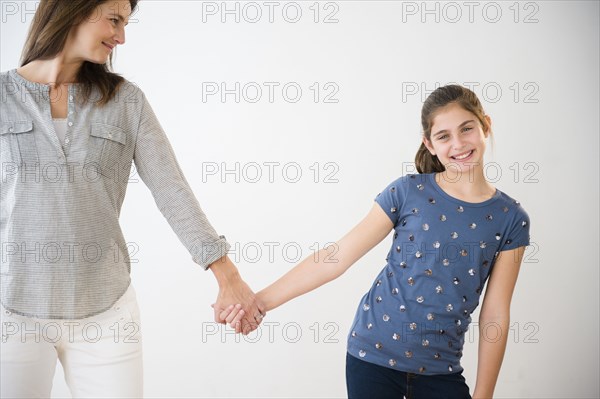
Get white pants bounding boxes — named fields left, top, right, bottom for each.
left=1, top=284, right=143, bottom=398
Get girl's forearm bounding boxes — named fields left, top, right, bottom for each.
left=258, top=246, right=351, bottom=311
left=473, top=317, right=510, bottom=398
left=257, top=204, right=393, bottom=312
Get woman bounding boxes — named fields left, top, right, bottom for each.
left=221, top=85, right=530, bottom=398
left=0, top=1, right=264, bottom=397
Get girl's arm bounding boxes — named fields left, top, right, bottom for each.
left=472, top=246, right=526, bottom=399
left=258, top=203, right=393, bottom=313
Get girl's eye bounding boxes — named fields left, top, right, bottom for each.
left=110, top=18, right=119, bottom=24
left=462, top=127, right=473, bottom=132
left=437, top=134, right=448, bottom=140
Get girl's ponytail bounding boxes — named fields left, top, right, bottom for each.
left=415, top=142, right=445, bottom=174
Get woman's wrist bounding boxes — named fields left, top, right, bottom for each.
left=208, top=256, right=242, bottom=288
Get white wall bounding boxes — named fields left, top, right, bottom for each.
left=1, top=1, right=598, bottom=397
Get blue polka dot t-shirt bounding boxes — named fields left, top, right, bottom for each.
left=346, top=173, right=530, bottom=375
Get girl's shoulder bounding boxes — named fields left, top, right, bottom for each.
left=381, top=172, right=431, bottom=189
left=494, top=188, right=530, bottom=218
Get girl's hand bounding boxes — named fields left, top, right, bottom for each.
left=211, top=303, right=247, bottom=331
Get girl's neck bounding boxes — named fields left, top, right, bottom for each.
left=434, top=169, right=496, bottom=203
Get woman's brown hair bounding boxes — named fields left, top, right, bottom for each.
left=415, top=85, right=492, bottom=173
left=20, top=0, right=139, bottom=105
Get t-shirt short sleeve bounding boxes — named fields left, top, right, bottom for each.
left=500, top=206, right=531, bottom=251
left=374, top=175, right=410, bottom=226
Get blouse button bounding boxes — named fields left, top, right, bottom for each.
left=64, top=138, right=70, bottom=144
left=8, top=127, right=13, bottom=133
left=68, top=122, right=73, bottom=127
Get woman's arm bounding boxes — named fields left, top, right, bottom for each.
left=472, top=246, right=526, bottom=399
left=257, top=202, right=393, bottom=312
left=132, top=91, right=262, bottom=333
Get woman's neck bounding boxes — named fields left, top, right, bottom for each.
left=18, top=56, right=82, bottom=86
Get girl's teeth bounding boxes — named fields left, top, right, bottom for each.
left=454, top=150, right=472, bottom=160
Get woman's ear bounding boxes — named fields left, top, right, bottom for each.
left=423, top=137, right=435, bottom=156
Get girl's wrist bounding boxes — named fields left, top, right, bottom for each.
left=256, top=289, right=274, bottom=312
left=472, top=386, right=494, bottom=399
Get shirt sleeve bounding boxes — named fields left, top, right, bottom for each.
left=500, top=204, right=531, bottom=252
left=374, top=175, right=410, bottom=226
left=132, top=91, right=230, bottom=270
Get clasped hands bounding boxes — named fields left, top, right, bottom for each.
left=212, top=276, right=265, bottom=335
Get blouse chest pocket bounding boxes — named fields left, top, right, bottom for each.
left=85, top=123, right=128, bottom=180
left=0, top=120, right=39, bottom=166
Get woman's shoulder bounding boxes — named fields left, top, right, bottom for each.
left=90, top=75, right=148, bottom=112
left=113, top=76, right=146, bottom=100
left=1, top=68, right=21, bottom=84
left=0, top=69, right=35, bottom=99
left=1, top=68, right=16, bottom=75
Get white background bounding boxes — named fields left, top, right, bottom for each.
left=1, top=1, right=599, bottom=398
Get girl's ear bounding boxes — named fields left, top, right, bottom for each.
left=484, top=114, right=492, bottom=138
left=423, top=137, right=435, bottom=156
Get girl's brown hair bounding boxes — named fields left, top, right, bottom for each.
left=415, top=84, right=491, bottom=173
left=20, top=0, right=139, bottom=105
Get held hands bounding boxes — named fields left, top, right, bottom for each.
left=210, top=256, right=266, bottom=334
left=213, top=281, right=266, bottom=334
left=216, top=290, right=267, bottom=334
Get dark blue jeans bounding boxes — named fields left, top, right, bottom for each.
left=346, top=353, right=472, bottom=399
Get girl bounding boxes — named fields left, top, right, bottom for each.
left=220, top=85, right=530, bottom=398
left=0, top=1, right=264, bottom=397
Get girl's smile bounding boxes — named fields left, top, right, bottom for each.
left=450, top=149, right=474, bottom=161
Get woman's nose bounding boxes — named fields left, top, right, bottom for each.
left=114, top=27, right=126, bottom=45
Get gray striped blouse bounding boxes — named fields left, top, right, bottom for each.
left=0, top=69, right=230, bottom=319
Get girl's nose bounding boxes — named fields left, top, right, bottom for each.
left=452, top=136, right=466, bottom=150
